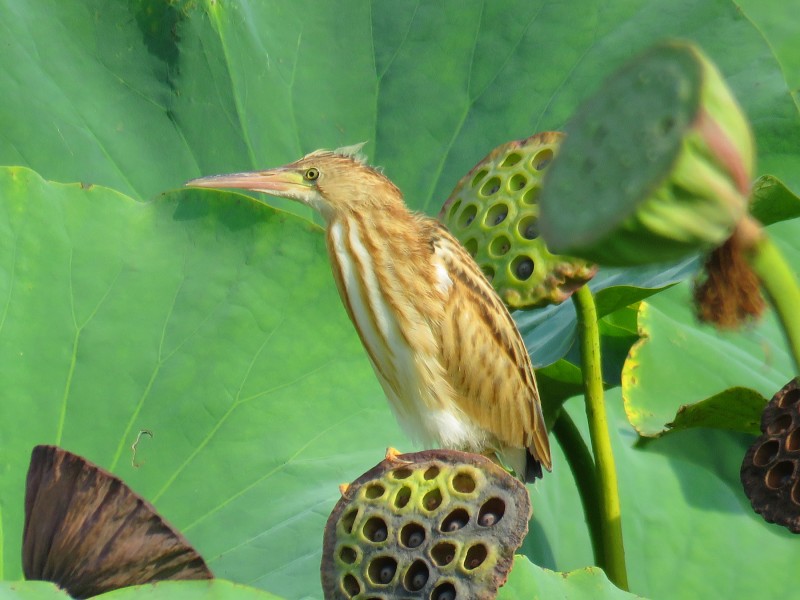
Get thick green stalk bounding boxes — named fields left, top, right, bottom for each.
left=747, top=230, right=800, bottom=374
left=572, top=284, right=628, bottom=590
left=552, top=410, right=604, bottom=566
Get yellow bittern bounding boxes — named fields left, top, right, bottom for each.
left=187, top=145, right=551, bottom=481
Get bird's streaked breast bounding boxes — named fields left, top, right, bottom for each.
left=328, top=218, right=413, bottom=408
left=327, top=215, right=479, bottom=449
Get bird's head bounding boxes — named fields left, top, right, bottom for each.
left=186, top=144, right=402, bottom=222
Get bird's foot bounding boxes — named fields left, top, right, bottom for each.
left=384, top=447, right=410, bottom=463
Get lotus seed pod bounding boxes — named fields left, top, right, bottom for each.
left=320, top=449, right=531, bottom=600
left=741, top=378, right=800, bottom=533
left=439, top=132, right=597, bottom=308
left=539, top=40, right=754, bottom=266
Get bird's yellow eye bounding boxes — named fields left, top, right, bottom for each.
left=304, top=167, right=320, bottom=181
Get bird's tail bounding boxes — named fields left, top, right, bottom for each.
left=524, top=450, right=544, bottom=482
left=498, top=447, right=544, bottom=483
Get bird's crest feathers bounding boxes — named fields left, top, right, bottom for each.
left=333, top=142, right=369, bottom=165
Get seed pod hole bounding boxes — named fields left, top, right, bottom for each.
left=787, top=429, right=800, bottom=453
left=403, top=559, right=430, bottom=592
left=400, top=522, right=426, bottom=548
left=431, top=541, right=456, bottom=566
left=339, top=545, right=357, bottom=564
left=459, top=205, right=478, bottom=228
left=424, top=466, right=440, bottom=480
left=767, top=414, right=793, bottom=436
left=392, top=467, right=413, bottom=480
left=518, top=216, right=539, bottom=240
left=478, top=497, right=505, bottom=526
left=486, top=203, right=509, bottom=226
left=480, top=177, right=501, bottom=197
left=463, top=543, right=488, bottom=570
left=451, top=471, right=476, bottom=494
left=522, top=186, right=539, bottom=204
left=342, top=573, right=361, bottom=598
left=471, top=169, right=489, bottom=188
left=464, top=238, right=478, bottom=258
left=448, top=199, right=462, bottom=218
left=792, top=478, right=800, bottom=506
left=509, top=174, right=527, bottom=191
left=441, top=508, right=469, bottom=532
left=368, top=556, right=398, bottom=585
left=779, top=389, right=800, bottom=409
left=490, top=235, right=511, bottom=257
left=363, top=516, right=389, bottom=543
left=422, top=488, right=443, bottom=511
left=532, top=149, right=554, bottom=171
left=766, top=460, right=795, bottom=490
left=431, top=581, right=457, bottom=600
left=340, top=509, right=358, bottom=534
left=365, top=483, right=386, bottom=499
left=481, top=265, right=495, bottom=283
left=395, top=486, right=412, bottom=509
left=511, top=255, right=535, bottom=281
left=753, top=439, right=780, bottom=467
left=501, top=152, right=522, bottom=167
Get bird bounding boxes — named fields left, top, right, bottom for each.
left=186, top=144, right=551, bottom=482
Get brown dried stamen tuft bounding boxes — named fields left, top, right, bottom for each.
left=693, top=219, right=764, bottom=328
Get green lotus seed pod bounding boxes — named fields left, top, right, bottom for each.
left=539, top=40, right=754, bottom=266
left=439, top=132, right=597, bottom=309
left=320, top=449, right=531, bottom=600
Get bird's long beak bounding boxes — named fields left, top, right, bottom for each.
left=186, top=168, right=306, bottom=197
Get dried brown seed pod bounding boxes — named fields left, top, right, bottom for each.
left=321, top=449, right=531, bottom=600
left=740, top=378, right=800, bottom=532
left=23, top=445, right=212, bottom=598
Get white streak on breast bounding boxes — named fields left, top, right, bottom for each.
left=329, top=220, right=385, bottom=366
left=434, top=259, right=453, bottom=296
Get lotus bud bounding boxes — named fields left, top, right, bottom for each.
left=539, top=40, right=754, bottom=266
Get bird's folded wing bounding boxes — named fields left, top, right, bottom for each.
left=431, top=228, right=551, bottom=468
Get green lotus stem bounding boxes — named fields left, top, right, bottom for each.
left=572, top=284, right=629, bottom=590
left=746, top=223, right=800, bottom=374
left=552, top=410, right=604, bottom=566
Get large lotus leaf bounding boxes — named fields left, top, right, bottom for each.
left=0, top=582, right=69, bottom=600
left=2, top=0, right=800, bottom=363
left=97, top=581, right=283, bottom=599
left=623, top=256, right=797, bottom=437
left=2, top=0, right=799, bottom=203
left=499, top=557, right=644, bottom=599
left=0, top=581, right=282, bottom=600
left=0, top=167, right=402, bottom=597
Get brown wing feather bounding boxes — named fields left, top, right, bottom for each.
left=430, top=224, right=552, bottom=471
